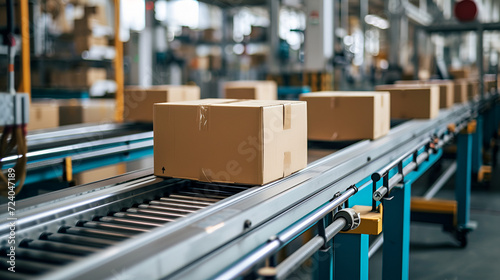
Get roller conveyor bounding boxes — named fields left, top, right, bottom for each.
left=0, top=122, right=154, bottom=189
left=0, top=93, right=498, bottom=279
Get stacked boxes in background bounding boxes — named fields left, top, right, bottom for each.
left=224, top=81, right=277, bottom=100
left=300, top=92, right=390, bottom=141
left=375, top=85, right=440, bottom=119
left=453, top=79, right=469, bottom=104
left=267, top=72, right=333, bottom=91
left=395, top=80, right=454, bottom=108
left=124, top=85, right=201, bottom=122
left=50, top=67, right=107, bottom=88
left=154, top=99, right=307, bottom=185
left=74, top=5, right=109, bottom=53
left=59, top=99, right=115, bottom=126
left=27, top=101, right=60, bottom=131
left=484, top=74, right=497, bottom=93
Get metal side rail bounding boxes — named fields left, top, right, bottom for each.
left=0, top=94, right=495, bottom=279
left=1, top=122, right=154, bottom=185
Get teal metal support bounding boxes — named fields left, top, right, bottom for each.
left=456, top=130, right=473, bottom=227
left=382, top=181, right=411, bottom=280
left=333, top=233, right=369, bottom=280
left=316, top=215, right=333, bottom=280
left=472, top=115, right=483, bottom=174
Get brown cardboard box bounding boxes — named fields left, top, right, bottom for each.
left=73, top=67, right=107, bottom=87
left=299, top=92, right=390, bottom=141
left=375, top=85, right=440, bottom=119
left=74, top=163, right=126, bottom=185
left=466, top=79, right=479, bottom=99
left=224, top=81, right=277, bottom=100
left=395, top=80, right=454, bottom=108
left=454, top=80, right=468, bottom=104
left=75, top=35, right=108, bottom=53
left=83, top=5, right=108, bottom=26
left=154, top=99, right=307, bottom=185
left=59, top=99, right=115, bottom=126
left=124, top=85, right=200, bottom=122
left=449, top=68, right=470, bottom=79
left=27, top=102, right=60, bottom=131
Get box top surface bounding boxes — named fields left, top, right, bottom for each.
left=375, top=84, right=438, bottom=91
left=155, top=99, right=304, bottom=108
left=300, top=91, right=389, bottom=98
left=224, top=80, right=276, bottom=88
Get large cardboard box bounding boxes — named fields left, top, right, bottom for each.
left=299, top=92, right=390, bottom=141
left=375, top=85, right=440, bottom=119
left=27, top=102, right=60, bottom=131
left=395, top=80, right=454, bottom=108
left=224, top=81, right=277, bottom=100
left=454, top=80, right=468, bottom=104
left=59, top=99, right=115, bottom=126
left=124, top=85, right=200, bottom=122
left=154, top=99, right=307, bottom=185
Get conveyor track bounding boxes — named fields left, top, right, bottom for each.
left=1, top=179, right=249, bottom=279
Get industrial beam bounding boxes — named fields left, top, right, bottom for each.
left=114, top=0, right=124, bottom=122
left=18, top=0, right=31, bottom=97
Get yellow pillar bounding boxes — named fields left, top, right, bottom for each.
left=18, top=0, right=31, bottom=97
left=114, top=0, right=124, bottom=122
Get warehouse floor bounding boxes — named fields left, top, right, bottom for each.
left=369, top=153, right=500, bottom=279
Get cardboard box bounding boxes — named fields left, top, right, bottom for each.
left=75, top=35, right=108, bottom=53
left=73, top=67, right=107, bottom=87
left=466, top=79, right=479, bottom=99
left=449, top=68, right=470, bottom=79
left=299, top=92, right=390, bottom=141
left=74, top=163, right=126, bottom=185
left=27, top=102, right=60, bottom=131
left=124, top=85, right=200, bottom=122
left=224, top=81, right=277, bottom=100
left=375, top=85, right=440, bottom=119
left=59, top=99, right=115, bottom=126
left=454, top=80, right=468, bottom=104
left=395, top=80, right=454, bottom=108
left=154, top=99, right=307, bottom=185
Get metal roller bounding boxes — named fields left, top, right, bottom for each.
left=159, top=197, right=213, bottom=206
left=3, top=247, right=80, bottom=264
left=113, top=212, right=176, bottom=222
left=60, top=226, right=134, bottom=240
left=148, top=200, right=206, bottom=210
left=127, top=207, right=187, bottom=218
left=96, top=216, right=164, bottom=228
left=78, top=221, right=151, bottom=233
left=169, top=194, right=222, bottom=203
left=0, top=256, right=59, bottom=274
left=137, top=204, right=197, bottom=214
left=40, top=232, right=117, bottom=248
left=21, top=239, right=99, bottom=256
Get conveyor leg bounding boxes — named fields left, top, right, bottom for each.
left=382, top=182, right=411, bottom=280
left=316, top=215, right=333, bottom=280
left=332, top=233, right=369, bottom=280
left=456, top=129, right=472, bottom=228
left=472, top=115, right=483, bottom=174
